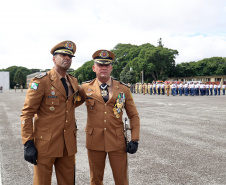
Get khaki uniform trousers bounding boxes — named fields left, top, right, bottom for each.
left=166, top=88, right=170, bottom=96
left=33, top=154, right=75, bottom=185
left=87, top=149, right=128, bottom=185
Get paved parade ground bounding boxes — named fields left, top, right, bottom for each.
left=0, top=90, right=225, bottom=185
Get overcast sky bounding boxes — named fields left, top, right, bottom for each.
left=1, top=0, right=226, bottom=70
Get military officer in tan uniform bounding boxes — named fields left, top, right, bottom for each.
left=144, top=83, right=148, bottom=94
left=139, top=83, right=142, bottom=94
left=147, top=83, right=151, bottom=94
left=80, top=49, right=140, bottom=185
left=135, top=83, right=138, bottom=93
left=142, top=83, right=145, bottom=95
left=166, top=82, right=170, bottom=96
left=21, top=41, right=83, bottom=185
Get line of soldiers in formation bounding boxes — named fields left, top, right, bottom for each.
left=128, top=82, right=226, bottom=96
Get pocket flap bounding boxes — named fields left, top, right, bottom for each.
left=85, top=99, right=95, bottom=107
left=35, top=131, right=51, bottom=141
left=85, top=126, right=93, bottom=135
left=45, top=98, right=59, bottom=106
left=115, top=127, right=124, bottom=136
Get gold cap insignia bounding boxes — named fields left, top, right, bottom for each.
left=99, top=50, right=109, bottom=58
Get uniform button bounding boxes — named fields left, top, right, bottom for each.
left=52, top=102, right=54, bottom=104
left=64, top=130, right=66, bottom=132
left=104, top=112, right=107, bottom=114
left=66, top=101, right=68, bottom=103
left=104, top=120, right=106, bottom=122
left=40, top=136, right=43, bottom=139
left=66, top=110, right=68, bottom=113
left=105, top=104, right=106, bottom=106
left=104, top=128, right=106, bottom=130
left=66, top=120, right=68, bottom=122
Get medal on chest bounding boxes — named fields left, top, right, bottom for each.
left=113, top=92, right=125, bottom=118
left=101, top=90, right=108, bottom=97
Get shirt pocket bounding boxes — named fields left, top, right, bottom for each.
left=45, top=98, right=59, bottom=106
left=45, top=98, right=60, bottom=113
left=85, top=126, right=94, bottom=147
left=34, top=131, right=51, bottom=154
left=85, top=99, right=96, bottom=114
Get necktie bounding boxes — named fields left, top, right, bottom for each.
left=61, top=77, right=68, bottom=98
left=100, top=83, right=109, bottom=102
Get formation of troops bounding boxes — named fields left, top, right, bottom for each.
left=129, top=82, right=226, bottom=96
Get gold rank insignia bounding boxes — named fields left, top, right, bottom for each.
left=73, top=94, right=77, bottom=104
left=76, top=95, right=81, bottom=101
left=49, top=106, right=55, bottom=111
left=74, top=91, right=82, bottom=104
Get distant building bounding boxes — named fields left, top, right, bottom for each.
left=0, top=71, right=10, bottom=90
left=168, top=75, right=226, bottom=85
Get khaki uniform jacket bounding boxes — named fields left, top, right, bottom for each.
left=80, top=78, right=140, bottom=152
left=21, top=68, right=81, bottom=157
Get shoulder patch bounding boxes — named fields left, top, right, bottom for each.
left=35, top=72, right=47, bottom=79
left=119, top=81, right=129, bottom=88
left=82, top=79, right=95, bottom=84
left=30, top=82, right=39, bottom=90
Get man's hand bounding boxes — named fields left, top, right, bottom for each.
left=24, top=140, right=38, bottom=165
left=126, top=140, right=139, bottom=154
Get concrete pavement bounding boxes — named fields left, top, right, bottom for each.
left=0, top=90, right=225, bottom=184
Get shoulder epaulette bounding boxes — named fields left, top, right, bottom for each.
left=119, top=81, right=129, bottom=88
left=35, top=72, right=47, bottom=79
left=82, top=79, right=95, bottom=84
left=68, top=73, right=75, bottom=77
left=111, top=76, right=117, bottom=80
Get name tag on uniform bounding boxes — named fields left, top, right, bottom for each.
left=48, top=96, right=57, bottom=98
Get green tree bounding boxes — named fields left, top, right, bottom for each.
left=30, top=69, right=41, bottom=73
left=73, top=42, right=178, bottom=83
left=175, top=57, right=226, bottom=77
left=72, top=60, right=96, bottom=84
left=125, top=70, right=136, bottom=84
left=3, top=66, right=32, bottom=88
left=14, top=69, right=25, bottom=87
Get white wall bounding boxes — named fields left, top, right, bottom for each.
left=0, top=71, right=10, bottom=90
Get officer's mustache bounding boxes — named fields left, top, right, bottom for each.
left=62, top=59, right=70, bottom=63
